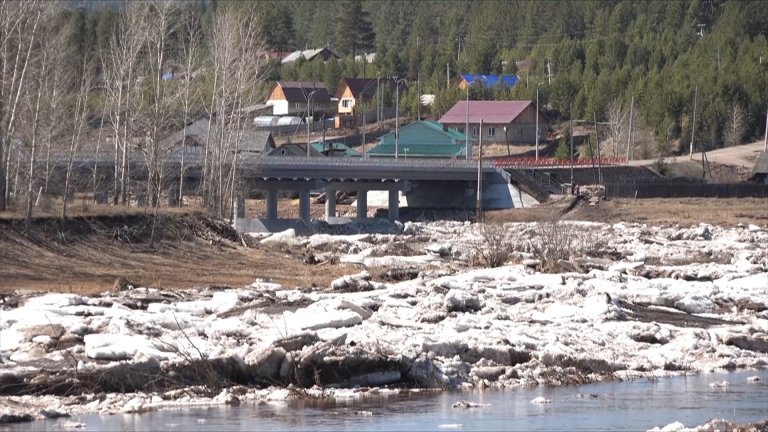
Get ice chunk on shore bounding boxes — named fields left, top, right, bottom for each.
left=24, top=294, right=86, bottom=309
left=84, top=334, right=176, bottom=361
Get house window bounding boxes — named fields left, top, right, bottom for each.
left=488, top=127, right=495, bottom=137
left=519, top=128, right=523, bottom=137
left=471, top=127, right=479, bottom=137
left=342, top=99, right=352, bottom=108
left=457, top=127, right=464, bottom=133
left=294, top=103, right=302, bottom=109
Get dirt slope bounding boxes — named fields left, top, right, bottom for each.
left=0, top=214, right=354, bottom=294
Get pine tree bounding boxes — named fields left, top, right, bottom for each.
left=336, top=0, right=375, bottom=58
left=555, top=128, right=571, bottom=160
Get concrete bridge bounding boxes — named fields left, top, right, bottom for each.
left=234, top=156, right=516, bottom=232
left=58, top=154, right=536, bottom=231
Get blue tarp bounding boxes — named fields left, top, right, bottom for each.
left=461, top=74, right=519, bottom=89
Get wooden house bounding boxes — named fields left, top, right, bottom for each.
left=266, top=81, right=333, bottom=117
left=438, top=100, right=547, bottom=146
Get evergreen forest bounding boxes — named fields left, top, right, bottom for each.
left=1, top=0, right=767, bottom=217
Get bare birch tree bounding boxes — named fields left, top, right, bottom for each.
left=62, top=55, right=93, bottom=219
left=177, top=11, right=203, bottom=208
left=724, top=103, right=745, bottom=148
left=604, top=98, right=628, bottom=159
left=102, top=3, right=149, bottom=205
left=140, top=0, right=177, bottom=208
left=21, top=3, right=65, bottom=226
left=0, top=0, right=42, bottom=211
left=205, top=6, right=268, bottom=217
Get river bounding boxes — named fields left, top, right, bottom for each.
left=8, top=370, right=768, bottom=431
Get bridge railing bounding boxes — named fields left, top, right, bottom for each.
left=492, top=157, right=627, bottom=168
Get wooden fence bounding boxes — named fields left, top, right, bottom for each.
left=605, top=182, right=768, bottom=198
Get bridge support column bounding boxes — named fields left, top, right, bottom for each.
left=325, top=187, right=336, bottom=219
left=266, top=189, right=278, bottom=221
left=356, top=189, right=368, bottom=218
left=299, top=189, right=311, bottom=226
left=233, top=194, right=245, bottom=218
left=387, top=189, right=399, bottom=220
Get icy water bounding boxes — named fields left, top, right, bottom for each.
left=12, top=371, right=768, bottom=431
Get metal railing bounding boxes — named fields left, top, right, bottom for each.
left=493, top=157, right=627, bottom=168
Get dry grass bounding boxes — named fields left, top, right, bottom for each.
left=569, top=197, right=768, bottom=227
left=485, top=196, right=768, bottom=227
left=0, top=212, right=356, bottom=295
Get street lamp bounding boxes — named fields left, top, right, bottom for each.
left=535, top=82, right=544, bottom=162
left=306, top=89, right=318, bottom=157
left=394, top=77, right=407, bottom=159
left=465, top=81, right=470, bottom=160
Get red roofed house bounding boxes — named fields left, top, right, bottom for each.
left=438, top=100, right=547, bottom=146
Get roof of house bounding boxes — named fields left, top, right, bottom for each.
left=267, top=143, right=324, bottom=157
left=439, top=100, right=537, bottom=124
left=368, top=121, right=470, bottom=158
left=310, top=141, right=360, bottom=157
left=367, top=143, right=466, bottom=158
left=461, top=74, right=519, bottom=89
left=336, top=78, right=407, bottom=100
left=239, top=130, right=276, bottom=153
left=377, top=120, right=472, bottom=147
left=752, top=151, right=768, bottom=175
left=159, top=118, right=275, bottom=154
left=280, top=47, right=340, bottom=64
left=273, top=81, right=332, bottom=104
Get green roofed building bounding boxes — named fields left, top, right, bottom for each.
left=310, top=140, right=359, bottom=157
left=367, top=120, right=472, bottom=159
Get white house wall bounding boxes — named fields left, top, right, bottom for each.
left=267, top=100, right=290, bottom=116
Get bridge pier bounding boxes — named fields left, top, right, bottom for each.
left=266, top=189, right=278, bottom=221
left=356, top=188, right=368, bottom=218
left=233, top=194, right=245, bottom=218
left=299, top=189, right=311, bottom=225
left=325, top=187, right=336, bottom=219
left=388, top=189, right=399, bottom=220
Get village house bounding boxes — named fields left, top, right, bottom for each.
left=366, top=120, right=471, bottom=159
left=750, top=151, right=768, bottom=184
left=278, top=47, right=340, bottom=65
left=334, top=77, right=405, bottom=128
left=267, top=141, right=358, bottom=158
left=457, top=74, right=519, bottom=90
left=161, top=118, right=276, bottom=156
left=265, top=81, right=333, bottom=117
left=438, top=100, right=547, bottom=146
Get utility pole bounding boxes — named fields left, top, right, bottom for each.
left=465, top=83, right=470, bottom=159
left=395, top=77, right=406, bottom=159
left=569, top=104, right=574, bottom=186
left=417, top=72, right=421, bottom=121
left=690, top=86, right=698, bottom=159
left=476, top=118, right=484, bottom=222
left=547, top=60, right=551, bottom=85
left=446, top=63, right=450, bottom=90
left=395, top=79, right=400, bottom=159
left=717, top=45, right=721, bottom=71
left=626, top=96, right=634, bottom=162
left=376, top=76, right=381, bottom=128
left=764, top=106, right=767, bottom=151
left=306, top=90, right=318, bottom=157
left=594, top=112, right=603, bottom=185
left=535, top=83, right=542, bottom=161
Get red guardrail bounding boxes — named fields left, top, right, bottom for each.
left=493, top=157, right=627, bottom=168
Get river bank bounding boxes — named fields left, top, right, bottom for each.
left=1, top=218, right=767, bottom=425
